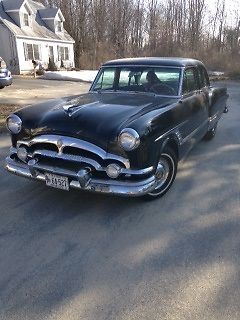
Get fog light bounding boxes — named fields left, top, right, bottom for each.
left=17, top=147, right=28, bottom=162
left=106, top=164, right=121, bottom=179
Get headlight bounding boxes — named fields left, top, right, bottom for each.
left=106, top=164, right=121, bottom=179
left=6, top=115, right=22, bottom=134
left=118, top=128, right=140, bottom=151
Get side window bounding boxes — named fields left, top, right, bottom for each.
left=182, top=68, right=198, bottom=94
left=118, top=70, right=131, bottom=87
left=199, top=67, right=209, bottom=88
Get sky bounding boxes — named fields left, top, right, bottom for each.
left=206, top=0, right=240, bottom=26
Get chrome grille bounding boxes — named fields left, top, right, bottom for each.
left=17, top=134, right=130, bottom=171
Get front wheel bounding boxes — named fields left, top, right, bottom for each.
left=143, top=147, right=178, bottom=200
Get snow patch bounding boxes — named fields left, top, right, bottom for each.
left=41, top=70, right=98, bottom=83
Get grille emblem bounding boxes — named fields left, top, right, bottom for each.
left=57, top=139, right=64, bottom=153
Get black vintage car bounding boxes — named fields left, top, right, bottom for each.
left=5, top=57, right=228, bottom=199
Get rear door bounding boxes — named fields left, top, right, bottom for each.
left=199, top=66, right=228, bottom=119
left=179, top=67, right=208, bottom=145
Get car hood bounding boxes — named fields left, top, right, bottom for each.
left=16, top=92, right=176, bottom=150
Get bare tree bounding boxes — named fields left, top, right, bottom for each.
left=38, top=0, right=240, bottom=71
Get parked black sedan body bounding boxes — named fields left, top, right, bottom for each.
left=5, top=57, right=228, bottom=199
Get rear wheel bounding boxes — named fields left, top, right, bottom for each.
left=203, top=122, right=218, bottom=141
left=143, top=146, right=178, bottom=200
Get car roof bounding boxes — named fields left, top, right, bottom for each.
left=102, top=57, right=205, bottom=68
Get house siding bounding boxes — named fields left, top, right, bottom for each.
left=16, top=37, right=74, bottom=73
left=0, top=0, right=75, bottom=74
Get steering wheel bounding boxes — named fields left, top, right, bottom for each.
left=150, top=83, right=176, bottom=95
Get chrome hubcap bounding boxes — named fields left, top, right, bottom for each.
left=154, top=158, right=170, bottom=190
left=148, top=153, right=175, bottom=196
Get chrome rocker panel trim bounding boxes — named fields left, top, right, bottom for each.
left=5, top=157, right=158, bottom=197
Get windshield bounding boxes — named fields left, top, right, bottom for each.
left=91, top=66, right=181, bottom=96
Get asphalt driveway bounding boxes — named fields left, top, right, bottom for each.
left=0, top=81, right=239, bottom=320
left=0, top=76, right=90, bottom=105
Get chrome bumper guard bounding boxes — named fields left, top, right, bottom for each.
left=5, top=156, right=158, bottom=197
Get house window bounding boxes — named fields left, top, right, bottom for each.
left=64, top=47, right=69, bottom=60
left=33, top=44, right=40, bottom=60
left=23, top=13, right=29, bottom=26
left=24, top=43, right=41, bottom=61
left=57, top=46, right=69, bottom=61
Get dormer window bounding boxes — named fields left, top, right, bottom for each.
left=38, top=7, right=65, bottom=33
left=22, top=3, right=32, bottom=28
left=56, top=20, right=62, bottom=32
left=23, top=13, right=29, bottom=26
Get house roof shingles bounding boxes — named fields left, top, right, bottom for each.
left=38, top=7, right=58, bottom=19
left=2, top=0, right=25, bottom=12
left=0, top=0, right=74, bottom=43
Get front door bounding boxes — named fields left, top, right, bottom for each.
left=49, top=46, right=54, bottom=62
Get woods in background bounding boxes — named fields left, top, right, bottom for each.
left=40, top=0, right=240, bottom=74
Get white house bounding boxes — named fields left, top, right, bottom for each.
left=0, top=0, right=75, bottom=74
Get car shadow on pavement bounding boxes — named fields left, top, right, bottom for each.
left=0, top=136, right=240, bottom=319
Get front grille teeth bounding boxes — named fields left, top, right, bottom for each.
left=17, top=135, right=130, bottom=171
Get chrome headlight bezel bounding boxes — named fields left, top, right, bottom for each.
left=6, top=114, right=22, bottom=134
left=118, top=128, right=140, bottom=151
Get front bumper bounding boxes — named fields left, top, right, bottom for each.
left=5, top=156, right=158, bottom=197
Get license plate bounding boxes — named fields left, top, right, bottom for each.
left=45, top=173, right=69, bottom=191
left=0, top=73, right=6, bottom=77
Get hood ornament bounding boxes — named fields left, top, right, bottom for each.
left=63, top=101, right=100, bottom=117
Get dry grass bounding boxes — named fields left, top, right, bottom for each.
left=0, top=104, right=20, bottom=132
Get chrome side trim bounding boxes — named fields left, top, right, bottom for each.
left=17, top=135, right=130, bottom=169
left=155, top=119, right=208, bottom=146
left=181, top=119, right=208, bottom=144
left=208, top=110, right=222, bottom=129
left=154, top=120, right=188, bottom=143
left=5, top=157, right=157, bottom=197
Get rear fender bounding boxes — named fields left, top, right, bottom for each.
left=209, top=86, right=228, bottom=118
